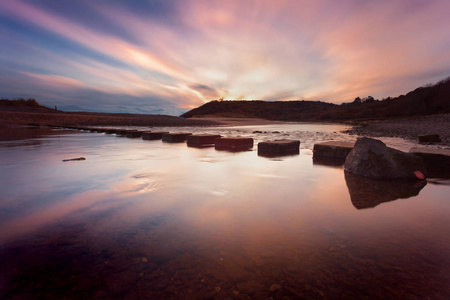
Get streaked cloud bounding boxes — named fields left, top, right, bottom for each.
left=0, top=0, right=449, bottom=114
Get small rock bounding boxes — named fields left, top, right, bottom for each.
left=269, top=284, right=282, bottom=292
left=418, top=134, right=441, bottom=143
left=62, top=157, right=86, bottom=162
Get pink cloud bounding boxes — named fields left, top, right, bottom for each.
left=2, top=0, right=450, bottom=111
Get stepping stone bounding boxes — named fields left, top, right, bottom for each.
left=104, top=129, right=117, bottom=134
left=409, top=147, right=450, bottom=177
left=187, top=134, right=222, bottom=147
left=116, top=129, right=131, bottom=136
left=215, top=137, right=254, bottom=151
left=313, top=141, right=354, bottom=159
left=162, top=132, right=192, bottom=143
left=418, top=134, right=441, bottom=143
left=312, top=156, right=347, bottom=167
left=126, top=130, right=143, bottom=138
left=258, top=139, right=300, bottom=157
left=142, top=131, right=169, bottom=140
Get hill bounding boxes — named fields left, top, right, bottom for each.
left=0, top=98, right=219, bottom=127
left=0, top=98, right=56, bottom=112
left=181, top=78, right=450, bottom=121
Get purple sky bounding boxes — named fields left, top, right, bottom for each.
left=1, top=0, right=449, bottom=115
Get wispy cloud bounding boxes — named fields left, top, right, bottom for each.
left=0, top=0, right=449, bottom=114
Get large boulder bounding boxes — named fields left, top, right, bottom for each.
left=344, top=137, right=427, bottom=179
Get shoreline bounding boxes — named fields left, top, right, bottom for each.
left=1, top=109, right=448, bottom=146
left=343, top=113, right=450, bottom=146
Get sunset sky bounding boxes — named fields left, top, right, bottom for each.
left=1, top=0, right=449, bottom=115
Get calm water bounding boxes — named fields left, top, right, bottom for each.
left=0, top=125, right=448, bottom=299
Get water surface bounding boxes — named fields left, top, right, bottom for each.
left=0, top=125, right=448, bottom=299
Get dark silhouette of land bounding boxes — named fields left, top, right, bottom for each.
left=0, top=98, right=220, bottom=127
left=2, top=77, right=449, bottom=137
left=181, top=77, right=450, bottom=121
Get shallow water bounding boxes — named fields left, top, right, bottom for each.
left=0, top=125, right=449, bottom=299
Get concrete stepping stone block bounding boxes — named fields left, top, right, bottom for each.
left=187, top=134, right=222, bottom=147
left=126, top=130, right=143, bottom=138
left=409, top=147, right=450, bottom=176
left=104, top=128, right=117, bottom=134
left=162, top=132, right=192, bottom=143
left=313, top=141, right=354, bottom=159
left=115, top=129, right=131, bottom=136
left=258, top=139, right=300, bottom=157
left=142, top=131, right=169, bottom=140
left=215, top=137, right=254, bottom=151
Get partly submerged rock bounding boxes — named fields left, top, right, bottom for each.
left=345, top=172, right=427, bottom=209
left=344, top=137, right=427, bottom=179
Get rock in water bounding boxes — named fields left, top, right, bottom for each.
left=344, top=137, right=427, bottom=179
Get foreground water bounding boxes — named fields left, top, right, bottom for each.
left=0, top=124, right=448, bottom=299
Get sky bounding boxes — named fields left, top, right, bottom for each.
left=1, top=0, right=450, bottom=115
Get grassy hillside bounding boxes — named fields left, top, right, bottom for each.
left=182, top=78, right=450, bottom=121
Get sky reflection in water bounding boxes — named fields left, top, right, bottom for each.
left=0, top=126, right=448, bottom=299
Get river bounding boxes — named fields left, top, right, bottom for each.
left=0, top=124, right=448, bottom=299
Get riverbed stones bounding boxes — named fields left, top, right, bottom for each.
left=344, top=137, right=427, bottom=179
left=142, top=131, right=169, bottom=140
left=418, top=134, right=441, bottom=143
left=186, top=134, right=222, bottom=147
left=162, top=132, right=192, bottom=143
left=313, top=141, right=354, bottom=159
left=257, top=139, right=300, bottom=157
left=409, top=147, right=450, bottom=176
left=215, top=137, right=254, bottom=151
